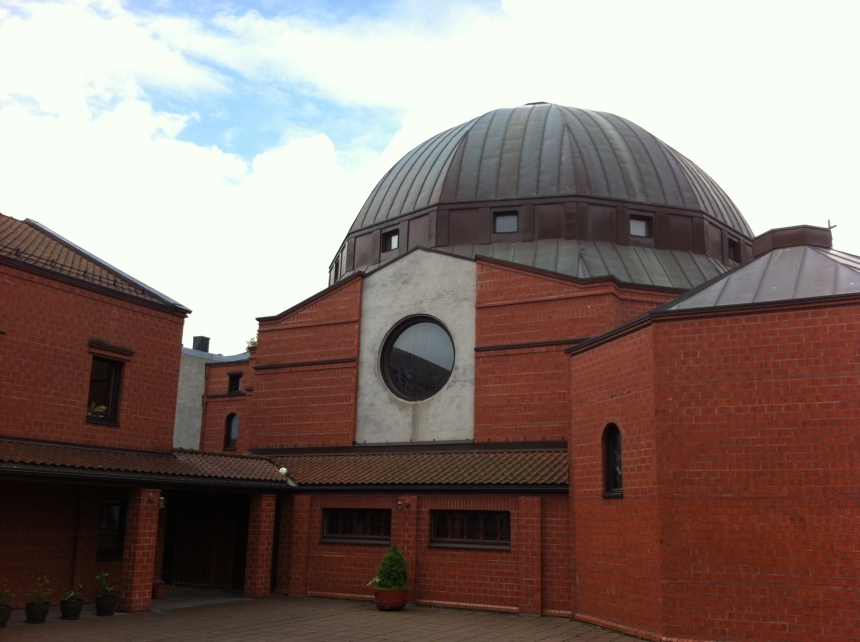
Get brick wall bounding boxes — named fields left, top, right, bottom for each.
left=282, top=491, right=569, bottom=615
left=0, top=480, right=130, bottom=609
left=475, top=260, right=673, bottom=443
left=570, top=327, right=663, bottom=638
left=201, top=361, right=251, bottom=452
left=248, top=278, right=362, bottom=449
left=0, top=263, right=184, bottom=452
left=654, top=303, right=860, bottom=642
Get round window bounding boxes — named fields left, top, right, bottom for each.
left=381, top=317, right=455, bottom=401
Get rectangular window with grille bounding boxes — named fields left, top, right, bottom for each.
left=429, top=511, right=511, bottom=550
left=321, top=509, right=391, bottom=545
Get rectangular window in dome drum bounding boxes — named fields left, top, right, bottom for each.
left=630, top=215, right=653, bottom=238
left=382, top=229, right=399, bottom=252
left=494, top=211, right=518, bottom=234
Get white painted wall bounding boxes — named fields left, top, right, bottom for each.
left=355, top=250, right=476, bottom=443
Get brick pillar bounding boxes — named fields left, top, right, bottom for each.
left=273, top=495, right=293, bottom=594
left=516, top=496, right=542, bottom=615
left=288, top=494, right=312, bottom=596
left=120, top=488, right=161, bottom=612
left=391, top=495, right=418, bottom=604
left=244, top=493, right=277, bottom=598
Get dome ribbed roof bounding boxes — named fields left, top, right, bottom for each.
left=351, top=104, right=752, bottom=238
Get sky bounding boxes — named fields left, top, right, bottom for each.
left=1, top=0, right=858, bottom=354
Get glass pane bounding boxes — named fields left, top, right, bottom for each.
left=494, top=213, right=518, bottom=233
left=630, top=218, right=649, bottom=237
left=342, top=514, right=353, bottom=535
left=370, top=513, right=382, bottom=536
left=434, top=514, right=448, bottom=539
left=483, top=516, right=498, bottom=540
left=386, top=321, right=454, bottom=400
left=328, top=512, right=340, bottom=535
left=355, top=513, right=368, bottom=535
left=466, top=515, right=480, bottom=539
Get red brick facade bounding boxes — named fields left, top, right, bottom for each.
left=0, top=262, right=185, bottom=452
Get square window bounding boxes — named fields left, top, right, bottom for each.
left=228, top=373, right=242, bottom=393
left=97, top=499, right=126, bottom=561
left=321, top=509, right=391, bottom=545
left=381, top=229, right=399, bottom=252
left=630, top=215, right=653, bottom=238
left=494, top=211, right=518, bottom=234
left=87, top=357, right=123, bottom=422
left=728, top=238, right=741, bottom=263
left=429, top=511, right=511, bottom=550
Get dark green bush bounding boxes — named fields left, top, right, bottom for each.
left=372, top=545, right=407, bottom=590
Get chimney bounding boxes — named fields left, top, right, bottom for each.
left=192, top=336, right=210, bottom=352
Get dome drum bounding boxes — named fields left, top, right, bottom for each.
left=330, top=194, right=752, bottom=285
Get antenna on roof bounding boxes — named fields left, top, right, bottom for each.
left=828, top=219, right=837, bottom=229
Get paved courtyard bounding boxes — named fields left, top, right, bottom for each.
left=1, top=594, right=637, bottom=641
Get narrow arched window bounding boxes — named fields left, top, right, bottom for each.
left=603, top=424, right=623, bottom=498
left=224, top=414, right=238, bottom=450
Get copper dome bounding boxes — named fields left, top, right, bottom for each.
left=331, top=104, right=753, bottom=288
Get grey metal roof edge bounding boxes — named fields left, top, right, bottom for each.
left=474, top=251, right=686, bottom=295
left=257, top=271, right=364, bottom=323
left=25, top=219, right=191, bottom=313
left=182, top=347, right=249, bottom=362
left=261, top=440, right=568, bottom=456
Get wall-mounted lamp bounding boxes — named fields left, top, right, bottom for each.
left=159, top=497, right=167, bottom=509
left=396, top=500, right=411, bottom=511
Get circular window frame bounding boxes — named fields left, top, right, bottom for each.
left=379, top=315, right=455, bottom=402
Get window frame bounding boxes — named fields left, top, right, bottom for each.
left=603, top=423, right=623, bottom=498
left=227, top=372, right=243, bottom=394
left=96, top=499, right=127, bottom=562
left=629, top=215, right=653, bottom=239
left=727, top=238, right=741, bottom=263
left=493, top=211, right=519, bottom=234
left=86, top=356, right=124, bottom=425
left=320, top=508, right=392, bottom=546
left=428, top=510, right=511, bottom=551
left=224, top=413, right=239, bottom=450
left=379, top=315, right=455, bottom=402
left=381, top=228, right=400, bottom=253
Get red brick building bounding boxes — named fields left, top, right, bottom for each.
left=0, top=214, right=290, bottom=613
left=3, top=102, right=857, bottom=642
left=197, top=105, right=859, bottom=641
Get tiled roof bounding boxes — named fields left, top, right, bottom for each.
left=0, top=214, right=189, bottom=311
left=270, top=450, right=568, bottom=486
left=666, top=246, right=860, bottom=311
left=0, top=439, right=287, bottom=483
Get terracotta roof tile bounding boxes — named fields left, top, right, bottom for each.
left=271, top=450, right=568, bottom=486
left=0, top=214, right=187, bottom=310
left=0, top=439, right=287, bottom=483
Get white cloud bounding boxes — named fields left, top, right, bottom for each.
left=1, top=0, right=858, bottom=351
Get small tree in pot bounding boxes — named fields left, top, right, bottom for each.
left=25, top=573, right=51, bottom=624
left=368, top=545, right=408, bottom=611
left=0, top=580, right=14, bottom=628
left=60, top=585, right=84, bottom=620
left=95, top=573, right=118, bottom=616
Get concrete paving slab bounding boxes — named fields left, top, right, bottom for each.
left=0, top=595, right=641, bottom=641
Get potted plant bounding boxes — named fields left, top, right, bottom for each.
left=152, top=579, right=167, bottom=600
left=60, top=584, right=84, bottom=620
left=368, top=544, right=408, bottom=611
left=0, top=580, right=14, bottom=628
left=25, top=573, right=51, bottom=624
left=95, top=573, right=118, bottom=616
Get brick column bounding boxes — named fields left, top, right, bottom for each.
left=273, top=495, right=293, bottom=594
left=244, top=493, right=277, bottom=598
left=516, top=496, right=542, bottom=615
left=288, top=494, right=312, bottom=596
left=120, top=488, right=161, bottom=612
left=392, top=495, right=418, bottom=603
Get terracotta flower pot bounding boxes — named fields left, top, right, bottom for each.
left=152, top=584, right=167, bottom=599
left=61, top=598, right=84, bottom=620
left=374, top=589, right=408, bottom=611
left=25, top=601, right=50, bottom=624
